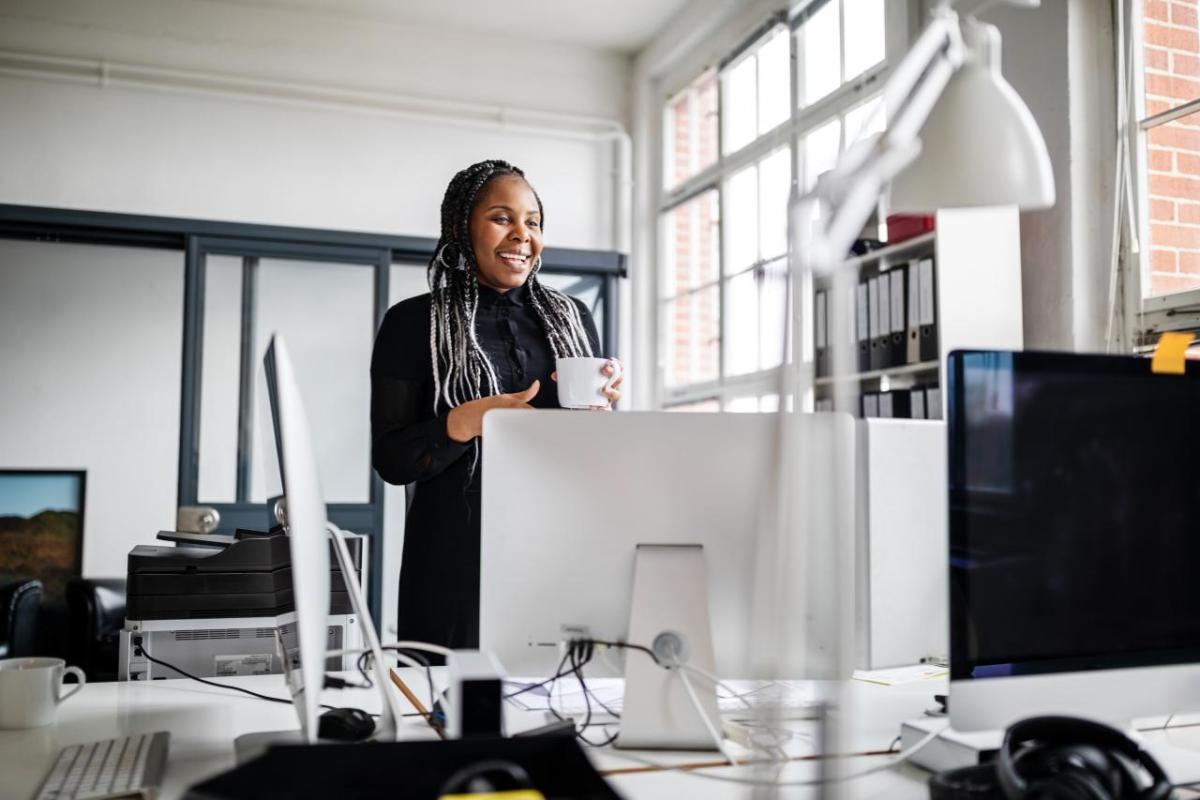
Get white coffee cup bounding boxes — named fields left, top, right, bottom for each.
left=0, top=657, right=86, bottom=729
left=555, top=357, right=621, bottom=409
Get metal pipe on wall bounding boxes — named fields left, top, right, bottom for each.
left=0, top=48, right=633, bottom=263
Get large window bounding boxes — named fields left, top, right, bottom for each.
left=1138, top=0, right=1200, bottom=299
left=656, top=1, right=905, bottom=411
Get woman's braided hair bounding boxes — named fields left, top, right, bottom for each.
left=428, top=159, right=594, bottom=414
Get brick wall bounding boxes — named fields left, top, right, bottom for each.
left=1144, top=0, right=1200, bottom=296
left=665, top=196, right=718, bottom=387
left=665, top=72, right=719, bottom=388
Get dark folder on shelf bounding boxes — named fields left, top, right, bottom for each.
left=918, top=257, right=938, bottom=362
left=885, top=389, right=912, bottom=418
left=815, top=288, right=829, bottom=377
left=878, top=391, right=894, bottom=418
left=926, top=386, right=943, bottom=420
left=856, top=281, right=870, bottom=372
left=910, top=386, right=927, bottom=419
left=905, top=260, right=921, bottom=364
left=869, top=275, right=885, bottom=371
left=862, top=392, right=880, bottom=418
left=887, top=269, right=907, bottom=367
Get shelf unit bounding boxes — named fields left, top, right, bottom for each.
left=811, top=206, right=1024, bottom=418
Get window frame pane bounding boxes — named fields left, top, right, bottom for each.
left=1132, top=0, right=1200, bottom=342
left=654, top=2, right=906, bottom=410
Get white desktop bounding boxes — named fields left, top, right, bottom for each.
left=479, top=409, right=857, bottom=749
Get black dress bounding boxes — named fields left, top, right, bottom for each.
left=370, top=281, right=602, bottom=650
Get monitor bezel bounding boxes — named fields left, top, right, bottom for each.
left=946, top=348, right=1200, bottom=730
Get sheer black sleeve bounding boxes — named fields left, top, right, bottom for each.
left=370, top=295, right=471, bottom=486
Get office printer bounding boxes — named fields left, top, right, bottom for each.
left=118, top=528, right=365, bottom=681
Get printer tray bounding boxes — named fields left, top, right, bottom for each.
left=183, top=736, right=622, bottom=800
left=126, top=588, right=353, bottom=620
left=128, top=566, right=351, bottom=596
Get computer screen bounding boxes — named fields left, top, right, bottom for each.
left=948, top=350, right=1200, bottom=682
left=0, top=469, right=85, bottom=603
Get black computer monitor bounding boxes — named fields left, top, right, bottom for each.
left=946, top=349, right=1200, bottom=731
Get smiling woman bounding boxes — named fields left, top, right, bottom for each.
left=369, top=159, right=625, bottom=651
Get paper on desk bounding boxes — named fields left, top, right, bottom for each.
left=851, top=663, right=948, bottom=686
left=505, top=677, right=818, bottom=718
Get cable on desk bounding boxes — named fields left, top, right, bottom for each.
left=551, top=639, right=827, bottom=765
left=567, top=641, right=620, bottom=747
left=134, top=644, right=333, bottom=709
left=513, top=643, right=619, bottom=747
left=132, top=644, right=424, bottom=718
left=675, top=660, right=740, bottom=766
left=503, top=658, right=584, bottom=701
left=356, top=646, right=439, bottom=720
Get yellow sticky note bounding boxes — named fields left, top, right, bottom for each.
left=1152, top=332, right=1193, bottom=375
left=440, top=793, right=545, bottom=800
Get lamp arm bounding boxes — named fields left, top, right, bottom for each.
left=800, top=8, right=964, bottom=273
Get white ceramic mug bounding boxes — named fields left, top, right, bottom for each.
left=555, top=357, right=621, bottom=409
left=0, top=657, right=86, bottom=729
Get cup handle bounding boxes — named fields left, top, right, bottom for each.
left=602, top=358, right=623, bottom=397
left=59, top=666, right=86, bottom=704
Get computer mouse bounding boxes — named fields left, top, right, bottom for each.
left=318, top=706, right=376, bottom=741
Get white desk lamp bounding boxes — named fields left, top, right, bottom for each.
left=798, top=1, right=1054, bottom=275
left=757, top=0, right=1056, bottom=791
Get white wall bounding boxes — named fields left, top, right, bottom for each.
left=0, top=76, right=618, bottom=249
left=0, top=239, right=183, bottom=578
left=1, top=0, right=632, bottom=122
left=960, top=0, right=1117, bottom=352
left=0, top=0, right=630, bottom=247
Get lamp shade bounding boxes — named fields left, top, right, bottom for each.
left=889, top=19, right=1055, bottom=213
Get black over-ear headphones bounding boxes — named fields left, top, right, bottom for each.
left=996, top=716, right=1173, bottom=800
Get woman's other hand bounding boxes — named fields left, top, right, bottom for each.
left=446, top=380, right=540, bottom=442
left=599, top=358, right=623, bottom=409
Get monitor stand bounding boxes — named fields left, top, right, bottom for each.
left=617, top=544, right=721, bottom=750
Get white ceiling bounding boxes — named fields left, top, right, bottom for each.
left=211, top=0, right=695, bottom=54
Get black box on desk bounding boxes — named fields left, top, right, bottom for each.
left=184, top=737, right=622, bottom=800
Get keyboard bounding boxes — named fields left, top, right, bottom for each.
left=35, top=732, right=169, bottom=800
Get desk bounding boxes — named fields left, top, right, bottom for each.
left=0, top=670, right=955, bottom=799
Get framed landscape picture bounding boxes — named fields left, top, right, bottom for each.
left=0, top=470, right=85, bottom=602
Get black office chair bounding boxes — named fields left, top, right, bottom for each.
left=65, top=578, right=127, bottom=681
left=0, top=577, right=43, bottom=659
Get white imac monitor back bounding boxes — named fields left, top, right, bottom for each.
left=479, top=410, right=855, bottom=679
